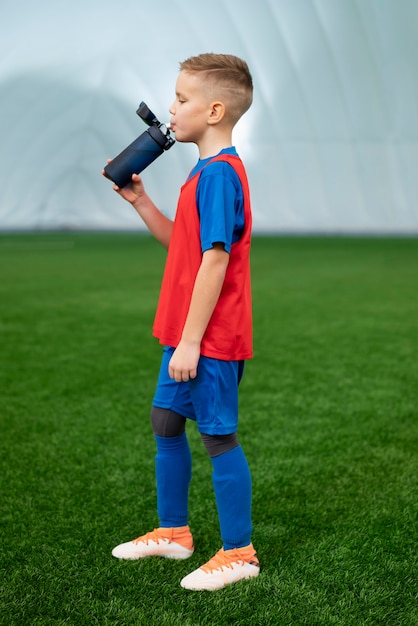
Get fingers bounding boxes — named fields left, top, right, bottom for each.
left=102, top=160, right=112, bottom=180
left=168, top=343, right=200, bottom=382
left=168, top=365, right=197, bottom=382
left=169, top=365, right=187, bottom=382
left=131, top=173, right=142, bottom=184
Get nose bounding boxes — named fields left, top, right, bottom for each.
left=169, top=101, right=175, bottom=115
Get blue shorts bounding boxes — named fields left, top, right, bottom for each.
left=152, top=346, right=245, bottom=435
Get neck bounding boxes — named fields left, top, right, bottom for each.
left=197, top=128, right=233, bottom=160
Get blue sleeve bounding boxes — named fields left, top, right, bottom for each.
left=196, top=162, right=244, bottom=254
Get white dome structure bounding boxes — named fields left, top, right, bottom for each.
left=0, top=0, right=417, bottom=233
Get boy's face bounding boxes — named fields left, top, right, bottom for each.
left=169, top=71, right=214, bottom=144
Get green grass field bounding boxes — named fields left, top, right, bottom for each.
left=1, top=233, right=417, bottom=625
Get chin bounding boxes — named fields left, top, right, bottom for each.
left=174, top=130, right=195, bottom=144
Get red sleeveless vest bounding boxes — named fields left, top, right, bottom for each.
left=152, top=154, right=253, bottom=361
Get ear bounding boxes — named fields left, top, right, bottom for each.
left=208, top=101, right=225, bottom=125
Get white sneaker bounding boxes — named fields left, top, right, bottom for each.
left=180, top=544, right=260, bottom=591
left=112, top=526, right=194, bottom=560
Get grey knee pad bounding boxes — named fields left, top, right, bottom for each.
left=150, top=406, right=186, bottom=437
left=200, top=433, right=239, bottom=458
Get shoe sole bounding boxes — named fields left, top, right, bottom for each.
left=180, top=563, right=259, bottom=590
left=112, top=541, right=194, bottom=560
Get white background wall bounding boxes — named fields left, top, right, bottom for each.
left=0, top=0, right=417, bottom=233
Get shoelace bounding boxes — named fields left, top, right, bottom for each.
left=133, top=528, right=171, bottom=546
left=201, top=549, right=246, bottom=573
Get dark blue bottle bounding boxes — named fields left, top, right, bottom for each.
left=104, top=102, right=175, bottom=188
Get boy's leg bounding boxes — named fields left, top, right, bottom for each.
left=152, top=408, right=192, bottom=528
left=180, top=358, right=259, bottom=590
left=188, top=357, right=253, bottom=547
left=112, top=348, right=195, bottom=560
left=112, top=408, right=194, bottom=560
left=204, top=435, right=252, bottom=549
left=180, top=435, right=258, bottom=590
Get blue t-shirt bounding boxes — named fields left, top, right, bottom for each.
left=187, top=147, right=245, bottom=254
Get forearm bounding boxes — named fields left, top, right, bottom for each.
left=168, top=244, right=229, bottom=382
left=106, top=170, right=173, bottom=249
left=181, top=245, right=229, bottom=345
left=131, top=194, right=173, bottom=249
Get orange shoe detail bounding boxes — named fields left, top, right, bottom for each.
left=133, top=526, right=194, bottom=551
left=112, top=526, right=194, bottom=560
left=171, top=526, right=194, bottom=551
left=180, top=543, right=260, bottom=591
left=201, top=544, right=259, bottom=573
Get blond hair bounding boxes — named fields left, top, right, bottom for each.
left=179, top=53, right=253, bottom=124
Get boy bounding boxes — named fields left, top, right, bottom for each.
left=107, top=53, right=258, bottom=591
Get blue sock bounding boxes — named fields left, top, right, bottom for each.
left=154, top=433, right=192, bottom=527
left=211, top=445, right=253, bottom=549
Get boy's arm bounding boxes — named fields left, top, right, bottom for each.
left=168, top=243, right=229, bottom=382
left=104, top=169, right=173, bottom=249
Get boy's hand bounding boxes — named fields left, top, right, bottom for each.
left=102, top=161, right=173, bottom=249
left=102, top=161, right=145, bottom=204
left=113, top=173, right=146, bottom=204
left=168, top=340, right=200, bottom=382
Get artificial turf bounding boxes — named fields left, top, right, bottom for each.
left=0, top=232, right=417, bottom=625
